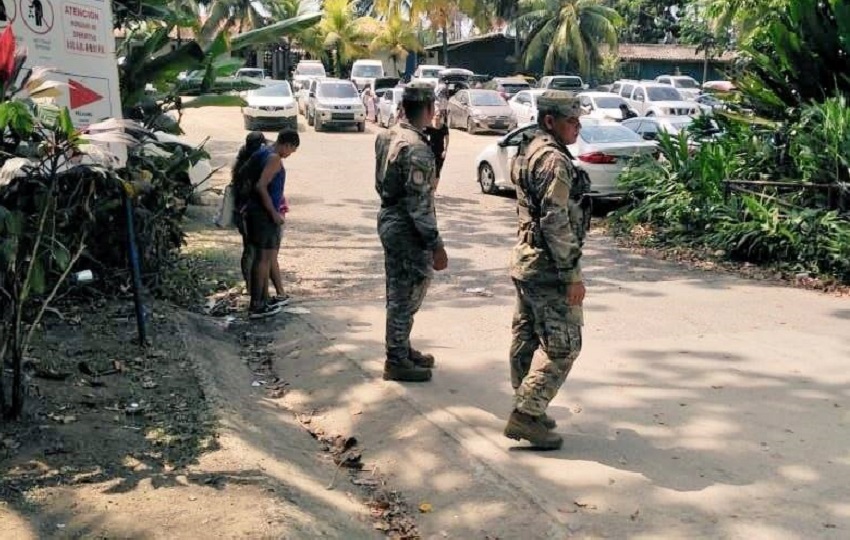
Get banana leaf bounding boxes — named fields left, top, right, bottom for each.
left=231, top=12, right=322, bottom=50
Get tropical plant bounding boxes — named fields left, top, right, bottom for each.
left=369, top=13, right=422, bottom=75
left=518, top=0, right=621, bottom=77
left=734, top=0, right=850, bottom=119
left=606, top=0, right=682, bottom=43
left=319, top=0, right=377, bottom=77
left=0, top=27, right=136, bottom=419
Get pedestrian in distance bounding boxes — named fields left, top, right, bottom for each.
left=424, top=111, right=449, bottom=189
left=374, top=82, right=448, bottom=382
left=504, top=90, right=592, bottom=450
left=243, top=129, right=300, bottom=320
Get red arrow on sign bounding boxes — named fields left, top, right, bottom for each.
left=69, top=79, right=103, bottom=109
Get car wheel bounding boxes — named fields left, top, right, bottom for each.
left=243, top=116, right=253, bottom=131
left=447, top=114, right=453, bottom=129
left=357, top=122, right=365, bottom=133
left=307, top=111, right=314, bottom=126
left=478, top=162, right=498, bottom=194
left=467, top=117, right=476, bottom=135
left=646, top=111, right=654, bottom=117
left=315, top=116, right=323, bottom=132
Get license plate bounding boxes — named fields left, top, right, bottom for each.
left=334, top=113, right=355, bottom=120
left=492, top=122, right=506, bottom=128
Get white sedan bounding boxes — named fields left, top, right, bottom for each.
left=577, top=91, right=635, bottom=120
left=377, top=87, right=404, bottom=128
left=508, top=89, right=546, bottom=125
left=241, top=82, right=297, bottom=131
left=474, top=119, right=658, bottom=197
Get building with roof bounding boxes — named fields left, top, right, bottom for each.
left=421, top=34, right=736, bottom=83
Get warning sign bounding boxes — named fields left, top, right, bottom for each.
left=0, top=0, right=19, bottom=26
left=19, top=0, right=53, bottom=35
left=62, top=2, right=106, bottom=56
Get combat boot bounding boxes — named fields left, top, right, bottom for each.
left=541, top=413, right=557, bottom=430
left=504, top=410, right=563, bottom=450
left=383, top=359, right=432, bottom=382
left=409, top=348, right=435, bottom=368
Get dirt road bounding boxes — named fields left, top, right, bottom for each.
left=177, top=107, right=850, bottom=539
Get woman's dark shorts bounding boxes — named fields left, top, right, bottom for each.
left=245, top=209, right=281, bottom=250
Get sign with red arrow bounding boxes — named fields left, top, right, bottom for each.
left=68, top=78, right=102, bottom=109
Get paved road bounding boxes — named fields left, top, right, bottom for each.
left=183, top=107, right=850, bottom=539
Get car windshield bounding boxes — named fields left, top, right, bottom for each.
left=674, top=78, right=699, bottom=89
left=470, top=91, right=505, bottom=106
left=502, top=83, right=529, bottom=93
left=298, top=65, right=325, bottom=76
left=647, top=86, right=683, bottom=101
left=318, top=82, right=358, bottom=98
left=352, top=65, right=382, bottom=77
left=252, top=83, right=292, bottom=97
left=594, top=96, right=626, bottom=108
left=421, top=68, right=442, bottom=78
left=551, top=77, right=582, bottom=89
left=580, top=125, right=642, bottom=143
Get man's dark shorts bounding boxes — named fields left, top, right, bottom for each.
left=245, top=209, right=281, bottom=250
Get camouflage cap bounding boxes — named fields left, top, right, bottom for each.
left=403, top=82, right=436, bottom=102
left=536, top=90, right=584, bottom=119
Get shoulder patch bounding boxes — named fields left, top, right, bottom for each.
left=411, top=169, right=426, bottom=185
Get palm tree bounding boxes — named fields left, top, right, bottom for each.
left=369, top=13, right=421, bottom=75
left=375, top=0, right=481, bottom=65
left=320, top=0, right=377, bottom=76
left=518, top=0, right=621, bottom=77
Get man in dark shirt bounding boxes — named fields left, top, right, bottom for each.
left=424, top=112, right=449, bottom=187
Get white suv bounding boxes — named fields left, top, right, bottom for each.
left=625, top=82, right=698, bottom=117
left=655, top=75, right=701, bottom=100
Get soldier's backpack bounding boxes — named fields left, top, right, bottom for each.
left=233, top=148, right=268, bottom=208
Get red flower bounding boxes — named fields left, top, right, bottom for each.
left=0, top=26, right=16, bottom=86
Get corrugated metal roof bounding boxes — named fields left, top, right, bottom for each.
left=616, top=44, right=736, bottom=62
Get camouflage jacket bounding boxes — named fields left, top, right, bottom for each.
left=509, top=129, right=588, bottom=285
left=375, top=122, right=443, bottom=253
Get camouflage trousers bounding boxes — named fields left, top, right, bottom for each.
left=509, top=279, right=583, bottom=416
left=383, top=250, right=432, bottom=363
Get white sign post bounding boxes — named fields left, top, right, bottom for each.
left=2, top=0, right=122, bottom=128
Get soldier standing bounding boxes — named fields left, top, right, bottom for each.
left=375, top=83, right=449, bottom=382
left=504, top=90, right=591, bottom=450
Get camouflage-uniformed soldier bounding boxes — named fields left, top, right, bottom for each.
left=375, top=83, right=449, bottom=382
left=503, top=90, right=591, bottom=450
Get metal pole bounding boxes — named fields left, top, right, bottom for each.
left=124, top=193, right=147, bottom=346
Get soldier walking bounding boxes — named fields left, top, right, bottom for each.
left=374, top=83, right=449, bottom=382
left=503, top=91, right=591, bottom=450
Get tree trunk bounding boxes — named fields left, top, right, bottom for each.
left=441, top=23, right=449, bottom=65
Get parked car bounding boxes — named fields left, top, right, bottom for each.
left=577, top=91, right=635, bottom=120
left=304, top=78, right=325, bottom=121
left=508, top=89, right=546, bottom=125
left=695, top=93, right=727, bottom=115
left=235, top=68, right=269, bottom=79
left=241, top=82, right=297, bottom=130
left=362, top=77, right=400, bottom=122
left=308, top=79, right=367, bottom=132
left=655, top=75, right=701, bottom=100
left=350, top=59, right=385, bottom=91
left=474, top=119, right=657, bottom=196
left=486, top=77, right=531, bottom=100
left=447, top=89, right=516, bottom=134
left=622, top=115, right=722, bottom=145
left=293, top=60, right=326, bottom=91
left=296, top=76, right=326, bottom=115
left=377, top=87, right=405, bottom=128
left=538, top=75, right=587, bottom=91
left=625, top=82, right=699, bottom=117
left=412, top=64, right=446, bottom=86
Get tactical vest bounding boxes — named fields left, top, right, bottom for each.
left=511, top=131, right=593, bottom=251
